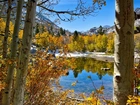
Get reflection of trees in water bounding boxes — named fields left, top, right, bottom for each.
left=97, top=73, right=102, bottom=80
left=67, top=57, right=113, bottom=79
left=73, top=70, right=79, bottom=78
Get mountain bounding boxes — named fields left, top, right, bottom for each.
left=106, top=26, right=115, bottom=34
left=135, top=8, right=140, bottom=17
left=85, top=25, right=111, bottom=35
left=85, top=8, right=140, bottom=35
left=34, top=8, right=140, bottom=35
left=103, top=25, right=111, bottom=29
left=135, top=8, right=140, bottom=33
left=36, top=12, right=60, bottom=30
left=23, top=8, right=140, bottom=35
left=88, top=27, right=98, bottom=34
left=36, top=12, right=72, bottom=36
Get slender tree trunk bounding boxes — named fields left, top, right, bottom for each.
left=2, top=1, right=12, bottom=58
left=2, top=0, right=24, bottom=105
left=13, top=1, right=36, bottom=105
left=0, top=1, right=6, bottom=18
left=113, top=0, right=134, bottom=105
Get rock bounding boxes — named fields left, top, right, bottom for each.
left=101, top=68, right=110, bottom=71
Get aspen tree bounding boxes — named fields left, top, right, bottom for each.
left=113, top=0, right=134, bottom=104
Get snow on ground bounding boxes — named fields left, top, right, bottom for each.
left=55, top=52, right=89, bottom=57
left=55, top=52, right=113, bottom=58
left=55, top=52, right=140, bottom=63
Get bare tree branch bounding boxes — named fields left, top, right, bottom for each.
left=38, top=5, right=81, bottom=16
left=37, top=0, right=49, bottom=6
left=36, top=0, right=106, bottom=22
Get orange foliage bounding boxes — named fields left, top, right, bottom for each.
left=24, top=51, right=69, bottom=104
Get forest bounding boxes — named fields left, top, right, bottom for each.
left=0, top=0, right=140, bottom=105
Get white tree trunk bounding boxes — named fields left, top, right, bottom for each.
left=2, top=1, right=12, bottom=58
left=113, top=0, right=134, bottom=104
left=13, top=1, right=36, bottom=105
left=2, top=0, right=24, bottom=105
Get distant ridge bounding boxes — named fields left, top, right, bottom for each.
left=36, top=8, right=140, bottom=35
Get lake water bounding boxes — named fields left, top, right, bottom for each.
left=59, top=57, right=113, bottom=99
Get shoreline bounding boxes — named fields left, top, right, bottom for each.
left=55, top=52, right=140, bottom=63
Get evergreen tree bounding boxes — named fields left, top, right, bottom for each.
left=56, top=31, right=60, bottom=37
left=97, top=25, right=105, bottom=35
left=63, top=29, right=66, bottom=36
left=60, top=27, right=64, bottom=35
left=73, top=30, right=79, bottom=41
left=35, top=23, right=39, bottom=34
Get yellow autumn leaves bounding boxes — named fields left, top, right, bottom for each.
left=34, top=32, right=140, bottom=55
left=35, top=32, right=115, bottom=53
left=35, top=32, right=64, bottom=50
left=127, top=95, right=140, bottom=105
left=0, top=18, right=14, bottom=49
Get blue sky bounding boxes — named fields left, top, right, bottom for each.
left=49, top=0, right=140, bottom=32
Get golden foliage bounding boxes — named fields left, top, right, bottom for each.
left=134, top=34, right=140, bottom=52
left=107, top=33, right=114, bottom=53
left=0, top=81, right=5, bottom=92
left=127, top=95, right=140, bottom=105
left=0, top=18, right=6, bottom=34
left=35, top=32, right=64, bottom=50
left=0, top=18, right=14, bottom=54
left=24, top=51, right=70, bottom=105
left=18, top=30, right=23, bottom=39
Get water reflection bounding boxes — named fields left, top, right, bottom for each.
left=59, top=57, right=113, bottom=98
left=66, top=57, right=113, bottom=79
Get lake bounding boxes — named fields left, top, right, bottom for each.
left=59, top=57, right=113, bottom=99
